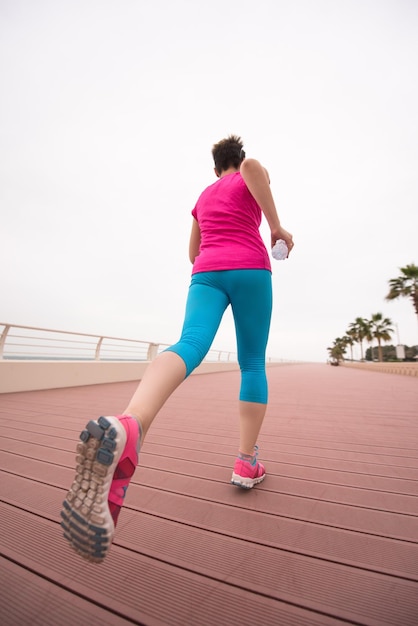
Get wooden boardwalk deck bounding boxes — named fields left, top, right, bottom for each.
left=0, top=363, right=417, bottom=625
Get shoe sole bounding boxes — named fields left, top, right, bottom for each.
left=61, top=416, right=126, bottom=563
left=230, top=472, right=266, bottom=489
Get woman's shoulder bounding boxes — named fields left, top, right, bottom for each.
left=240, top=158, right=270, bottom=184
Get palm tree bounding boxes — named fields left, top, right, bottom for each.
left=348, top=317, right=371, bottom=361
left=386, top=263, right=418, bottom=319
left=369, top=312, right=393, bottom=362
left=344, top=328, right=356, bottom=361
left=363, top=317, right=375, bottom=361
left=327, top=337, right=348, bottom=364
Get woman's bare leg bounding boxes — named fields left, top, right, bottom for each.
left=124, top=351, right=186, bottom=439
left=239, top=401, right=267, bottom=455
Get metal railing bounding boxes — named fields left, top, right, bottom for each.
left=0, top=323, right=237, bottom=363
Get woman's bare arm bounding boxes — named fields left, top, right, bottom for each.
left=189, top=218, right=201, bottom=263
left=240, top=158, right=293, bottom=251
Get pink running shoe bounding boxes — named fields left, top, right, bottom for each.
left=231, top=446, right=266, bottom=489
left=61, top=414, right=140, bottom=562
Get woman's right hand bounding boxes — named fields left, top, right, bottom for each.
left=271, top=227, right=294, bottom=255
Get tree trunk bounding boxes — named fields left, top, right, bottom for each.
left=412, top=292, right=418, bottom=316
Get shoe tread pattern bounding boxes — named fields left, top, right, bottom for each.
left=61, top=416, right=124, bottom=563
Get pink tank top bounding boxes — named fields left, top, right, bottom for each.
left=191, top=172, right=271, bottom=274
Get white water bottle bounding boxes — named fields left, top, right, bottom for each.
left=272, top=239, right=288, bottom=260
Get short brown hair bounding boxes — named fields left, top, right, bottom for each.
left=212, top=135, right=245, bottom=173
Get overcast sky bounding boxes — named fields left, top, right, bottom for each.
left=1, top=0, right=417, bottom=362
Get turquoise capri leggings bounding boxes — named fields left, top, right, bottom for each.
left=165, top=269, right=272, bottom=404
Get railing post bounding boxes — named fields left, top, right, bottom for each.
left=0, top=325, right=11, bottom=360
left=147, top=343, right=159, bottom=361
left=95, top=337, right=104, bottom=361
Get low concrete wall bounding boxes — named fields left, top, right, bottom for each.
left=342, top=361, right=418, bottom=377
left=0, top=360, right=242, bottom=394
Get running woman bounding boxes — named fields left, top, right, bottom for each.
left=61, top=135, right=294, bottom=562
